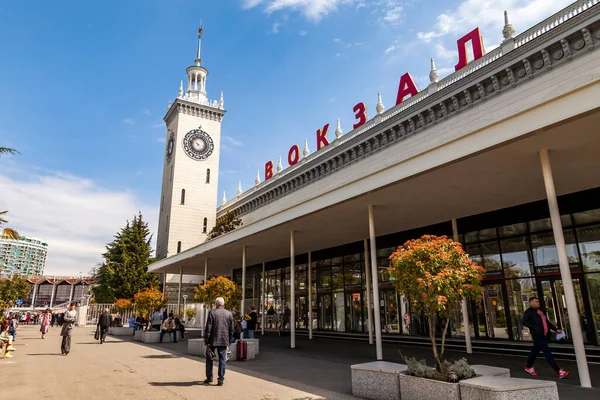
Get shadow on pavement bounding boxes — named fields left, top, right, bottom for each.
left=142, top=354, right=182, bottom=359
left=149, top=381, right=204, bottom=387
left=26, top=353, right=63, bottom=356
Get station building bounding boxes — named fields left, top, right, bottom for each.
left=149, top=0, right=600, bottom=355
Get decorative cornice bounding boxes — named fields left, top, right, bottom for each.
left=216, top=3, right=600, bottom=223
left=164, top=98, right=226, bottom=125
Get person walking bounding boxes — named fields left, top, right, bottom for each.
left=39, top=309, right=51, bottom=339
left=60, top=302, right=78, bottom=355
left=97, top=308, right=112, bottom=344
left=522, top=297, right=569, bottom=378
left=203, top=297, right=234, bottom=387
left=247, top=305, right=258, bottom=338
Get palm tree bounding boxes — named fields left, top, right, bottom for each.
left=0, top=147, right=18, bottom=156
left=0, top=211, right=19, bottom=239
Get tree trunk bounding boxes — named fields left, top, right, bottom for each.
left=428, top=313, right=443, bottom=372
left=440, top=316, right=451, bottom=361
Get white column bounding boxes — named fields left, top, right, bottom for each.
left=290, top=230, right=296, bottom=349
left=368, top=205, right=383, bottom=360
left=261, top=262, right=266, bottom=336
left=194, top=73, right=198, bottom=90
left=364, top=239, right=374, bottom=345
left=31, top=283, right=38, bottom=309
left=204, top=258, right=208, bottom=286
left=241, top=246, right=247, bottom=340
left=68, top=284, right=75, bottom=303
left=177, top=266, right=183, bottom=314
left=49, top=282, right=56, bottom=308
left=308, top=251, right=313, bottom=340
left=452, top=218, right=473, bottom=354
left=539, top=149, right=591, bottom=387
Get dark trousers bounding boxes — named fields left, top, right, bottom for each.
left=526, top=336, right=560, bottom=372
left=100, top=326, right=109, bottom=342
left=205, top=346, right=227, bottom=382
left=61, top=335, right=71, bottom=354
left=160, top=329, right=177, bottom=342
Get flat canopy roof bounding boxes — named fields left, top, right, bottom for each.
left=149, top=19, right=600, bottom=277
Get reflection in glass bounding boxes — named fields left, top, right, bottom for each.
left=318, top=267, right=331, bottom=289
left=506, top=278, right=537, bottom=341
left=481, top=241, right=502, bottom=276
left=498, top=223, right=527, bottom=237
left=584, top=273, right=600, bottom=344
left=577, top=225, right=600, bottom=272
left=530, top=230, right=579, bottom=266
left=500, top=237, right=533, bottom=277
left=333, top=291, right=345, bottom=331
left=344, top=262, right=362, bottom=289
left=465, top=243, right=483, bottom=266
left=332, top=265, right=344, bottom=290
left=295, top=264, right=307, bottom=290
left=377, top=258, right=392, bottom=283
left=573, top=209, right=600, bottom=225
left=477, top=284, right=508, bottom=339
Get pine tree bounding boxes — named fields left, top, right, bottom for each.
left=92, top=212, right=159, bottom=303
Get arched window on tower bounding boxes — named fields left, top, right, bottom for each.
left=203, top=217, right=208, bottom=233
left=206, top=169, right=211, bottom=184
left=181, top=189, right=186, bottom=205
left=177, top=241, right=181, bottom=254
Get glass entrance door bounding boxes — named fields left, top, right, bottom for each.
left=317, top=294, right=332, bottom=330
left=345, top=292, right=363, bottom=332
left=476, top=284, right=509, bottom=339
left=538, top=278, right=589, bottom=343
left=380, top=290, right=400, bottom=333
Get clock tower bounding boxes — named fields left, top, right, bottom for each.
left=156, top=25, right=225, bottom=260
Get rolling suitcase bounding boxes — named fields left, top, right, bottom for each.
left=237, top=340, right=247, bottom=361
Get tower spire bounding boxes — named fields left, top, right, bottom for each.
left=195, top=24, right=204, bottom=66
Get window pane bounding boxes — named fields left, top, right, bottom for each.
left=498, top=223, right=527, bottom=237
left=529, top=216, right=572, bottom=232
left=577, top=225, right=600, bottom=272
left=481, top=241, right=502, bottom=278
left=377, top=258, right=392, bottom=283
left=573, top=209, right=600, bottom=225
left=465, top=243, right=483, bottom=266
left=344, top=262, right=362, bottom=289
left=332, top=265, right=344, bottom=290
left=500, top=237, right=533, bottom=277
left=318, top=267, right=331, bottom=289
left=584, top=273, right=600, bottom=344
left=377, top=247, right=394, bottom=259
left=295, top=263, right=307, bottom=290
left=465, top=228, right=497, bottom=243
left=530, top=230, right=579, bottom=266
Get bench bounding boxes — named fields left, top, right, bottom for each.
left=471, top=365, right=510, bottom=378
left=351, top=361, right=406, bottom=400
left=108, top=327, right=135, bottom=336
left=459, top=376, right=558, bottom=400
left=141, top=330, right=180, bottom=343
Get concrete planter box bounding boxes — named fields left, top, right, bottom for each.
left=109, top=327, right=134, bottom=336
left=471, top=365, right=510, bottom=378
left=351, top=362, right=405, bottom=400
left=244, top=338, right=260, bottom=355
left=134, top=330, right=143, bottom=341
left=141, top=330, right=180, bottom=343
left=459, top=376, right=558, bottom=400
left=400, top=373, right=460, bottom=400
left=187, top=338, right=206, bottom=356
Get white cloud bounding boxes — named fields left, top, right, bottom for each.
left=142, top=109, right=152, bottom=116
left=156, top=137, right=166, bottom=143
left=0, top=165, right=157, bottom=276
left=384, top=44, right=397, bottom=54
left=122, top=118, right=135, bottom=125
left=221, top=135, right=244, bottom=151
left=417, top=0, right=574, bottom=45
left=333, top=38, right=341, bottom=42
left=242, top=0, right=354, bottom=21
left=270, top=22, right=281, bottom=34
left=299, top=30, right=308, bottom=36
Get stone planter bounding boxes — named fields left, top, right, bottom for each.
left=109, top=327, right=135, bottom=336
left=399, top=373, right=461, bottom=400
left=351, top=361, right=405, bottom=400
left=142, top=330, right=180, bottom=343
left=134, top=330, right=143, bottom=341
left=459, top=376, right=558, bottom=400
left=187, top=338, right=206, bottom=356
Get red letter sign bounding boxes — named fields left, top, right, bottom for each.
left=353, top=103, right=368, bottom=129
left=455, top=27, right=484, bottom=71
left=288, top=145, right=300, bottom=166
left=316, top=124, right=330, bottom=150
left=395, top=72, right=419, bottom=105
left=265, top=161, right=274, bottom=180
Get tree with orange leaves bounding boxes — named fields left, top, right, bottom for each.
left=389, top=235, right=484, bottom=373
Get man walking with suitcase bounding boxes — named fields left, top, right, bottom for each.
left=204, top=297, right=234, bottom=386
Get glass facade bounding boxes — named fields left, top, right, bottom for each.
left=235, top=190, right=600, bottom=345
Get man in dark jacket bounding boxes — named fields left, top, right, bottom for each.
left=203, top=297, right=234, bottom=386
left=97, top=308, right=112, bottom=344
left=521, top=297, right=569, bottom=378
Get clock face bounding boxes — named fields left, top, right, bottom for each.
left=183, top=129, right=214, bottom=161
left=166, top=132, right=175, bottom=163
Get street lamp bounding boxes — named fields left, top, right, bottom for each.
left=182, top=295, right=188, bottom=322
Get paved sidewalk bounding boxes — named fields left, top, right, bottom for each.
left=0, top=326, right=356, bottom=400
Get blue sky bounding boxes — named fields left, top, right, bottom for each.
left=0, top=0, right=575, bottom=275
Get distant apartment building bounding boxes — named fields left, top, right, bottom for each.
left=0, top=236, right=48, bottom=276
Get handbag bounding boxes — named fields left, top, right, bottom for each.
left=94, top=326, right=100, bottom=340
